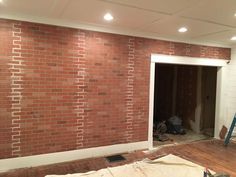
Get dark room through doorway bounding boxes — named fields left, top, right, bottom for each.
left=153, top=63, right=217, bottom=146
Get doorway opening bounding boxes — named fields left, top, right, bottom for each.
left=148, top=54, right=228, bottom=149
left=153, top=63, right=217, bottom=146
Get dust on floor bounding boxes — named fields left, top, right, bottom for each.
left=153, top=129, right=210, bottom=147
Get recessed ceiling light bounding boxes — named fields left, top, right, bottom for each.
left=0, top=0, right=3, bottom=3
left=234, top=13, right=236, bottom=17
left=178, top=27, right=188, bottom=33
left=104, top=13, right=114, bottom=21
left=231, top=36, right=236, bottom=41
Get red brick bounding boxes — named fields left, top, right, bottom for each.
left=0, top=18, right=231, bottom=159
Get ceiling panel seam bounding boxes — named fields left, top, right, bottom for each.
left=97, top=0, right=171, bottom=15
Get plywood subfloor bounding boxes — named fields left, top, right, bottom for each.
left=0, top=140, right=236, bottom=177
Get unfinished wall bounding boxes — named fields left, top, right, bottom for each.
left=0, top=18, right=230, bottom=159
left=154, top=64, right=198, bottom=129
left=176, top=65, right=198, bottom=128
left=154, top=64, right=174, bottom=121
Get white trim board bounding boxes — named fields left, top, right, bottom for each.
left=151, top=54, right=229, bottom=67
left=148, top=63, right=155, bottom=149
left=0, top=141, right=148, bottom=173
left=148, top=54, right=227, bottom=149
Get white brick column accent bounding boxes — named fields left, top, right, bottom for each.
left=75, top=31, right=86, bottom=149
left=126, top=38, right=135, bottom=142
left=11, top=22, right=22, bottom=157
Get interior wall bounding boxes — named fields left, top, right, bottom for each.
left=200, top=67, right=217, bottom=131
left=0, top=20, right=13, bottom=159
left=215, top=48, right=236, bottom=138
left=0, top=18, right=231, bottom=160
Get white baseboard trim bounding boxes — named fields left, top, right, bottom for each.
left=0, top=141, right=148, bottom=173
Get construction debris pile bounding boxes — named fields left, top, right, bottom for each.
left=153, top=116, right=186, bottom=142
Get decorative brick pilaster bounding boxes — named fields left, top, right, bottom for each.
left=11, top=22, right=22, bottom=157
left=125, top=38, right=135, bottom=142
left=169, top=42, right=175, bottom=55
left=75, top=31, right=86, bottom=149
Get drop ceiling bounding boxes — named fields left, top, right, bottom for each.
left=0, top=0, right=236, bottom=47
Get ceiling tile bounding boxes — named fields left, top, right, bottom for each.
left=102, top=0, right=200, bottom=14
left=0, top=0, right=235, bottom=46
left=195, top=30, right=236, bottom=46
left=61, top=0, right=168, bottom=29
left=180, top=0, right=236, bottom=28
left=139, top=17, right=230, bottom=40
left=0, top=0, right=56, bottom=17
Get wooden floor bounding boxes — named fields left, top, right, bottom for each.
left=0, top=139, right=236, bottom=177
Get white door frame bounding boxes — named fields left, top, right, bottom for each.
left=148, top=54, right=229, bottom=149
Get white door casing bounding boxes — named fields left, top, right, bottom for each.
left=148, top=54, right=229, bottom=149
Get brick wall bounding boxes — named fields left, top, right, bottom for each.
left=0, top=20, right=13, bottom=159
left=0, top=18, right=231, bottom=159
